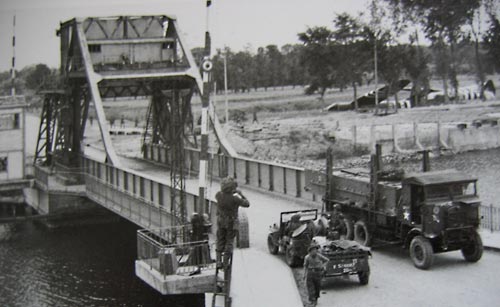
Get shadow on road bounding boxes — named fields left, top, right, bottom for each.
left=373, top=245, right=476, bottom=271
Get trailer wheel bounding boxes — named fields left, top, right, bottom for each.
left=285, top=247, right=301, bottom=267
left=461, top=231, right=483, bottom=262
left=267, top=234, right=279, bottom=255
left=410, top=236, right=434, bottom=270
left=354, top=220, right=372, bottom=246
left=358, top=271, right=370, bottom=285
left=343, top=217, right=354, bottom=240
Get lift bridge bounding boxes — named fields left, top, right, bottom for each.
left=26, top=15, right=306, bottom=307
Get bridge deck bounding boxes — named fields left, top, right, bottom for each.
left=83, top=146, right=310, bottom=306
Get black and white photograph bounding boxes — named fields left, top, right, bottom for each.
left=1, top=0, right=499, bottom=306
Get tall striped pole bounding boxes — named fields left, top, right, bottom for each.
left=11, top=15, right=16, bottom=97
left=198, top=0, right=213, bottom=213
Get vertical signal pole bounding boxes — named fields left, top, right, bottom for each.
left=198, top=0, right=213, bottom=213
left=11, top=15, right=16, bottom=97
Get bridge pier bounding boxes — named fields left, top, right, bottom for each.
left=22, top=165, right=118, bottom=228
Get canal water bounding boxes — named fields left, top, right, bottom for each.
left=0, top=219, right=204, bottom=307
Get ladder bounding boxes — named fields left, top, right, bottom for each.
left=211, top=252, right=233, bottom=307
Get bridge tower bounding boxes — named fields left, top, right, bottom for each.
left=33, top=15, right=236, bottom=224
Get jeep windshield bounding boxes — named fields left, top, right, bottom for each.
left=280, top=209, right=317, bottom=223
left=425, top=181, right=477, bottom=201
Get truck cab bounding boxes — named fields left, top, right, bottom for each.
left=400, top=170, right=483, bottom=269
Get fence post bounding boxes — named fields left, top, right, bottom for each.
left=490, top=204, right=494, bottom=233
left=352, top=125, right=357, bottom=152
left=296, top=170, right=302, bottom=198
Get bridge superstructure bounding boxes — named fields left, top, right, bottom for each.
left=25, top=13, right=307, bottom=307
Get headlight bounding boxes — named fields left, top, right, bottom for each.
left=433, top=206, right=440, bottom=214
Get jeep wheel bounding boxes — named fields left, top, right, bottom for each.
left=267, top=234, right=279, bottom=255
left=358, top=271, right=370, bottom=285
left=410, top=236, right=434, bottom=270
left=354, top=220, right=372, bottom=246
left=285, top=247, right=301, bottom=267
left=461, top=231, right=483, bottom=262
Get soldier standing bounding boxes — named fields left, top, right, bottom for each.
left=328, top=204, right=345, bottom=239
left=303, top=243, right=329, bottom=306
left=215, top=177, right=250, bottom=266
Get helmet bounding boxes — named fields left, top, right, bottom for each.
left=202, top=213, right=212, bottom=226
left=221, top=177, right=237, bottom=193
left=308, top=243, right=320, bottom=252
left=333, top=204, right=341, bottom=211
left=290, top=214, right=301, bottom=223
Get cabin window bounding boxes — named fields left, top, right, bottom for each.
left=0, top=157, right=7, bottom=172
left=13, top=113, right=19, bottom=129
left=0, top=113, right=20, bottom=130
left=88, top=44, right=101, bottom=53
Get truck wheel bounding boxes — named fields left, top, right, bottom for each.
left=285, top=247, right=301, bottom=267
left=354, top=220, right=372, bottom=246
left=343, top=217, right=354, bottom=240
left=358, top=271, right=370, bottom=285
left=410, top=236, right=434, bottom=270
left=267, top=234, right=279, bottom=255
left=461, top=231, right=483, bottom=262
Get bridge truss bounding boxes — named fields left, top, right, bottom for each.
left=34, top=15, right=236, bottom=225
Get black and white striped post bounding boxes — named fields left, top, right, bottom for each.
left=198, top=0, right=213, bottom=214
left=10, top=15, right=16, bottom=97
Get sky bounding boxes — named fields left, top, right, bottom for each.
left=0, top=0, right=372, bottom=71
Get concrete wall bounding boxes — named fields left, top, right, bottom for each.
left=447, top=124, right=500, bottom=152
left=341, top=120, right=500, bottom=154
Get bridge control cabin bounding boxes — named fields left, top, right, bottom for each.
left=57, top=15, right=201, bottom=99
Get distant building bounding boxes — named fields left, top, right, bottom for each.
left=0, top=96, right=27, bottom=181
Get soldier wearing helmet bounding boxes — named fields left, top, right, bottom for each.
left=286, top=213, right=302, bottom=236
left=328, top=204, right=345, bottom=239
left=303, top=243, right=329, bottom=305
left=215, top=177, right=250, bottom=266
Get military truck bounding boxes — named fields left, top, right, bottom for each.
left=267, top=209, right=372, bottom=284
left=307, top=146, right=483, bottom=269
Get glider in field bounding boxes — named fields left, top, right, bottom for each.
left=325, top=79, right=411, bottom=111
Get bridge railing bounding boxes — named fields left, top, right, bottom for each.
left=81, top=156, right=214, bottom=229
left=137, top=226, right=216, bottom=276
left=143, top=144, right=320, bottom=202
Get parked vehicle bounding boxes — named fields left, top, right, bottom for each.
left=267, top=209, right=371, bottom=284
left=307, top=146, right=483, bottom=269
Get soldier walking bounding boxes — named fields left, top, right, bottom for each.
left=215, top=177, right=250, bottom=267
left=303, top=243, right=329, bottom=306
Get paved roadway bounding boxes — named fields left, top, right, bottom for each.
left=85, top=148, right=500, bottom=307
left=298, top=247, right=500, bottom=307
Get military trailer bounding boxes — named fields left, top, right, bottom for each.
left=307, top=146, right=483, bottom=269
left=314, top=236, right=371, bottom=285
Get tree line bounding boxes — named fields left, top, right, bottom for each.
left=2, top=0, right=499, bottom=108
left=202, top=0, right=500, bottom=108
